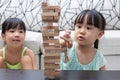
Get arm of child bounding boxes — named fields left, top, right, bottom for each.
left=27, top=49, right=38, bottom=69
left=60, top=30, right=73, bottom=63
left=31, top=53, right=38, bottom=69
left=60, top=30, right=73, bottom=48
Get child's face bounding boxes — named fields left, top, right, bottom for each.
left=2, top=28, right=25, bottom=47
left=74, top=21, right=103, bottom=46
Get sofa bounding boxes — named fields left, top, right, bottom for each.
left=98, top=30, right=120, bottom=70
left=0, top=30, right=120, bottom=70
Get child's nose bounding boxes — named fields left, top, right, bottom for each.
left=14, top=32, right=20, bottom=36
left=79, top=27, right=86, bottom=33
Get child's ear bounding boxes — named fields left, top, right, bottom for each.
left=98, top=30, right=104, bottom=39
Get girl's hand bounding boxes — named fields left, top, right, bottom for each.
left=60, top=30, right=72, bottom=48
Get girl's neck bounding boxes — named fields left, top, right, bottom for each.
left=76, top=43, right=95, bottom=54
left=6, top=45, right=23, bottom=54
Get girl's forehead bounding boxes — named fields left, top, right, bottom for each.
left=76, top=14, right=90, bottom=24
left=9, top=25, right=24, bottom=29
left=8, top=28, right=24, bottom=30
left=76, top=23, right=94, bottom=27
left=81, top=14, right=95, bottom=26
left=76, top=15, right=91, bottom=25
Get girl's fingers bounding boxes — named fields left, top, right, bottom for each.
left=60, top=36, right=71, bottom=42
left=60, top=36, right=72, bottom=48
left=64, top=30, right=71, bottom=38
left=60, top=30, right=72, bottom=48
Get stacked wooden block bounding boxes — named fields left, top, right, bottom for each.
left=41, top=2, right=66, bottom=78
left=41, top=2, right=60, bottom=22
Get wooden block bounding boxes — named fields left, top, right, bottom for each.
left=45, top=62, right=59, bottom=65
left=42, top=12, right=60, bottom=22
left=44, top=58, right=60, bottom=63
left=42, top=16, right=48, bottom=20
left=42, top=18, right=59, bottom=22
left=47, top=16, right=54, bottom=21
left=44, top=55, right=60, bottom=60
left=44, top=55, right=60, bottom=63
left=54, top=16, right=60, bottom=22
left=54, top=8, right=60, bottom=13
left=44, top=52, right=60, bottom=57
left=42, top=26, right=59, bottom=31
left=42, top=26, right=59, bottom=36
left=41, top=2, right=60, bottom=22
left=44, top=63, right=60, bottom=69
left=42, top=13, right=59, bottom=17
left=42, top=9, right=49, bottom=12
left=42, top=36, right=54, bottom=40
left=42, top=2, right=48, bottom=7
left=44, top=47, right=67, bottom=53
left=41, top=12, right=60, bottom=22
left=47, top=22, right=53, bottom=26
left=42, top=36, right=48, bottom=40
left=42, top=6, right=60, bottom=11
left=43, top=36, right=59, bottom=40
left=42, top=55, right=60, bottom=64
left=42, top=26, right=59, bottom=32
left=48, top=9, right=54, bottom=12
left=43, top=39, right=59, bottom=44
left=43, top=43, right=60, bottom=48
left=48, top=36, right=54, bottom=39
left=44, top=69, right=60, bottom=76
left=42, top=33, right=59, bottom=37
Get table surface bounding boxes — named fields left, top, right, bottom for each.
left=0, top=69, right=44, bottom=80
left=0, top=69, right=120, bottom=80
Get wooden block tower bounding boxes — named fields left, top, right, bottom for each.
left=41, top=2, right=66, bottom=78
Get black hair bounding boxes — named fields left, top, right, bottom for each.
left=74, top=9, right=106, bottom=49
left=2, top=18, right=26, bottom=34
left=74, top=9, right=106, bottom=30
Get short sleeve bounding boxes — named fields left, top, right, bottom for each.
left=97, top=50, right=107, bottom=68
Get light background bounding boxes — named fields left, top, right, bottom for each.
left=0, top=0, right=120, bottom=31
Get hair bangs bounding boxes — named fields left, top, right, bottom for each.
left=86, top=11, right=102, bottom=29
left=6, top=19, right=26, bottom=32
left=74, top=13, right=85, bottom=25
left=86, top=13, right=95, bottom=26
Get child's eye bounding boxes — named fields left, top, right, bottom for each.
left=9, top=30, right=15, bottom=33
left=77, top=25, right=82, bottom=28
left=19, top=30, right=24, bottom=33
left=87, top=27, right=92, bottom=30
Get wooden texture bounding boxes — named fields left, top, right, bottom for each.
left=41, top=2, right=60, bottom=22
left=44, top=63, right=60, bottom=69
left=44, top=47, right=66, bottom=53
left=41, top=2, right=66, bottom=78
left=44, top=52, right=60, bottom=57
left=42, top=26, right=59, bottom=36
